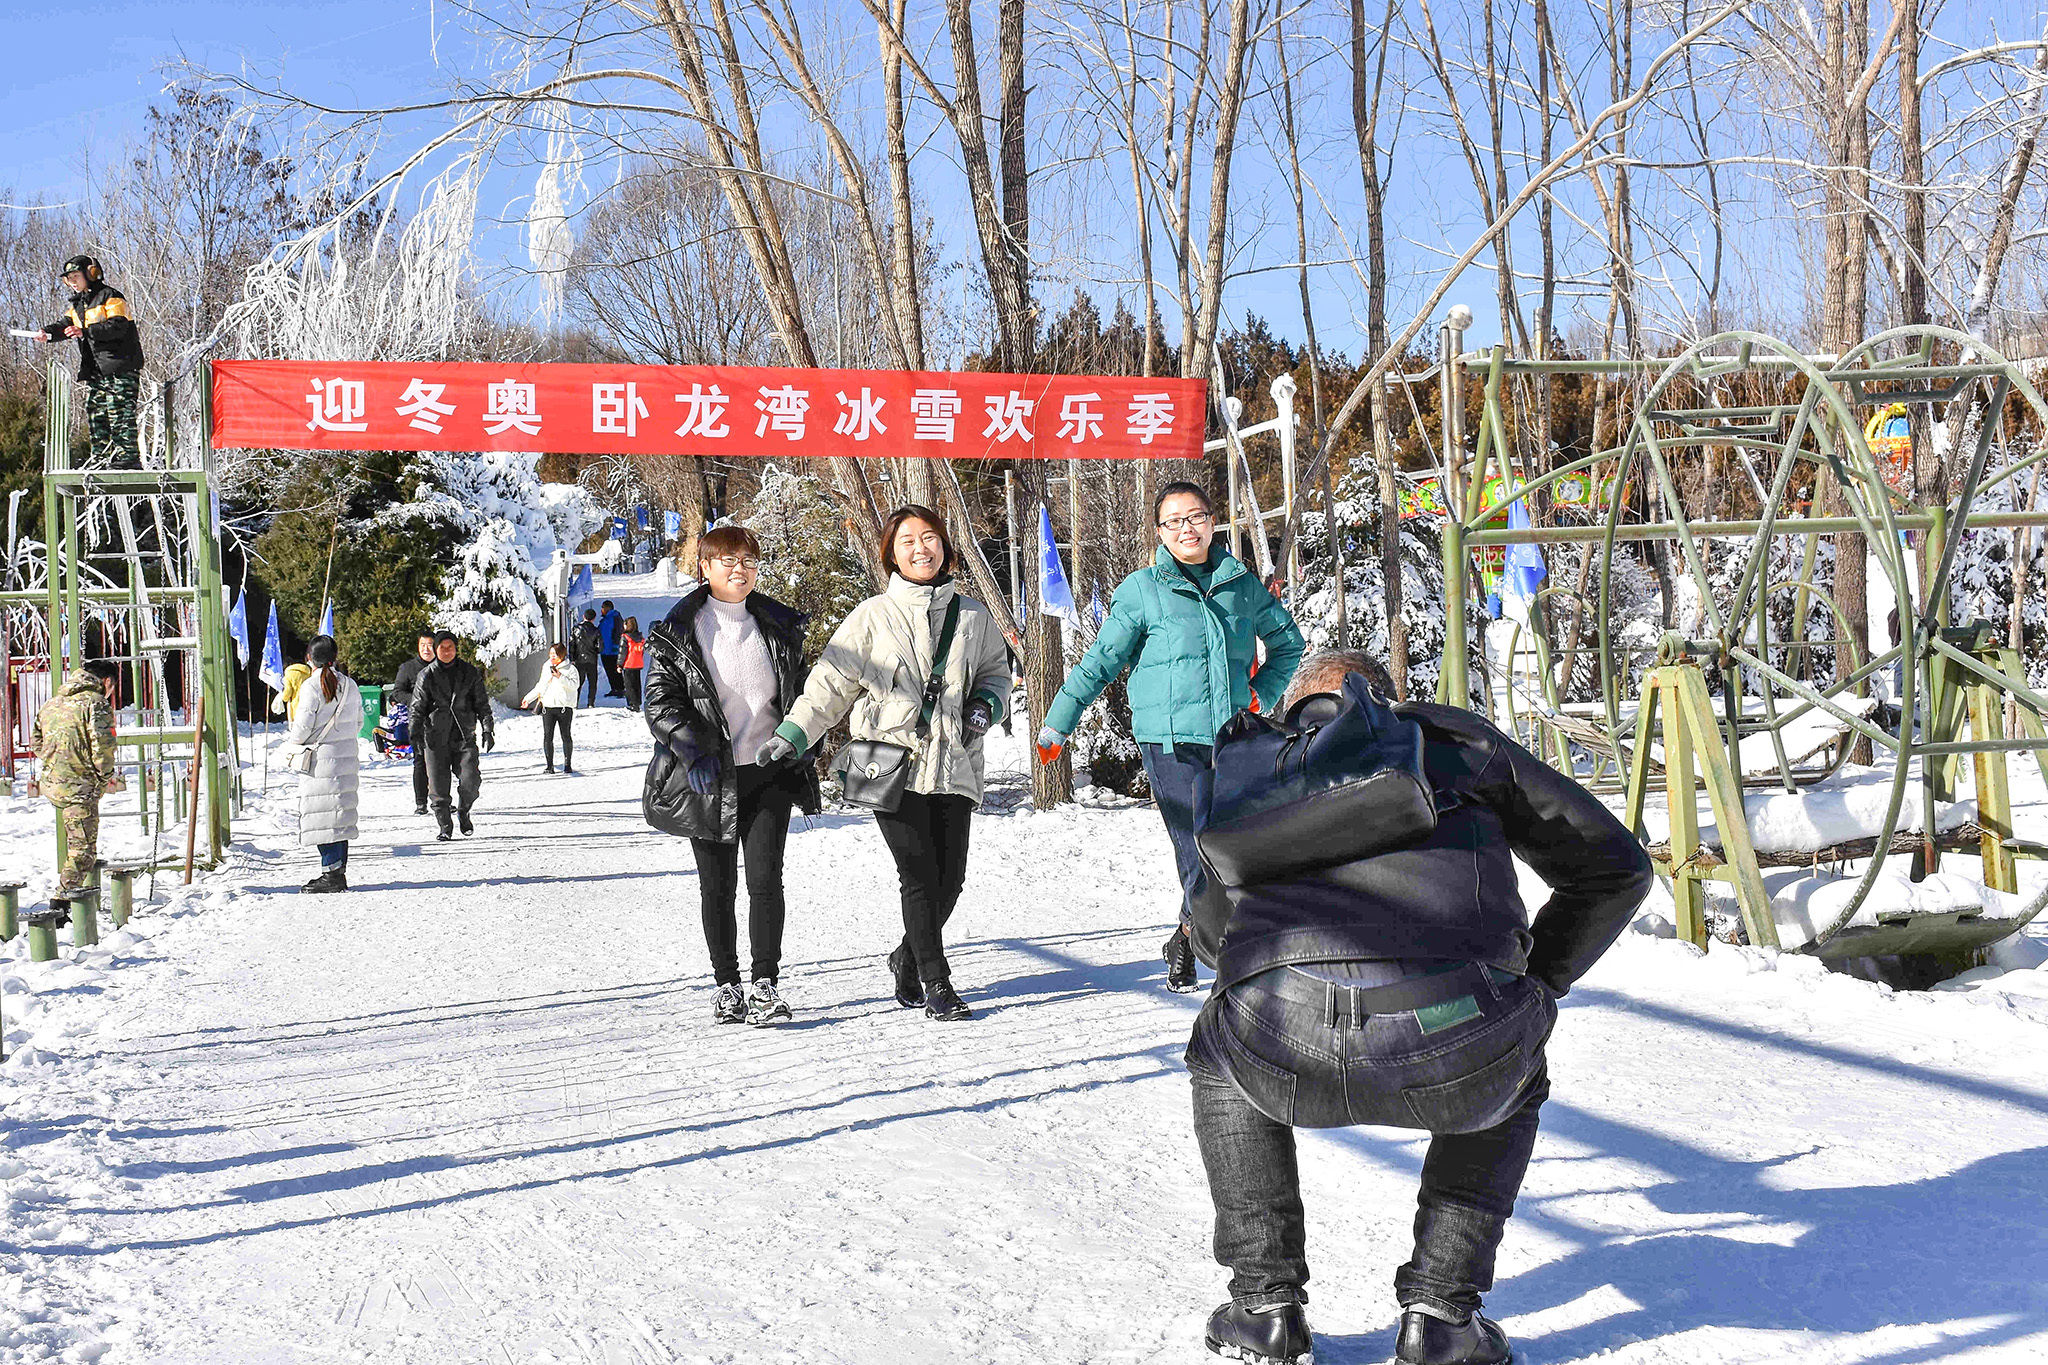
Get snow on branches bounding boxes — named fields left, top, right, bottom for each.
left=380, top=451, right=601, bottom=664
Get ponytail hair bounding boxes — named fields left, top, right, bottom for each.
left=308, top=634, right=340, bottom=702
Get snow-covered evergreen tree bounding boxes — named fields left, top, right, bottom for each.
left=1290, top=462, right=1452, bottom=696
left=378, top=451, right=602, bottom=664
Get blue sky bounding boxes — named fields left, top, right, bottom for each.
left=3, top=2, right=447, bottom=208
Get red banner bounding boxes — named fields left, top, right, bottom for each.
left=210, top=360, right=1205, bottom=461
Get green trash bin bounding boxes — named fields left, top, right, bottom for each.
left=357, top=684, right=385, bottom=740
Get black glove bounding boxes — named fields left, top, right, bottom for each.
left=483, top=732, right=496, bottom=753
left=963, top=697, right=994, bottom=740
left=686, top=753, right=722, bottom=794
left=756, top=733, right=800, bottom=768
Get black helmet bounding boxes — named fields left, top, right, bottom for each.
left=58, top=255, right=103, bottom=286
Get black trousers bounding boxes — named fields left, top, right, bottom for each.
left=874, top=792, right=975, bottom=984
left=624, top=667, right=643, bottom=711
left=575, top=657, right=600, bottom=707
left=602, top=653, right=623, bottom=695
left=426, top=736, right=482, bottom=832
left=410, top=742, right=429, bottom=809
left=691, top=763, right=799, bottom=985
left=541, top=707, right=573, bottom=769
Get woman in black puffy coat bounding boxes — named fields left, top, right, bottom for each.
left=642, top=525, right=820, bottom=1026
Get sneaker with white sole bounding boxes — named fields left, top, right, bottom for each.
left=746, top=979, right=793, bottom=1025
left=713, top=982, right=748, bottom=1025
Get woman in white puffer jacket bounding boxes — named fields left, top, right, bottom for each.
left=521, top=643, right=581, bottom=774
left=287, top=635, right=363, bottom=894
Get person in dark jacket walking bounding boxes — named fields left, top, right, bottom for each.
left=390, top=631, right=436, bottom=814
left=642, top=526, right=820, bottom=1026
left=621, top=616, right=646, bottom=712
left=37, top=255, right=145, bottom=469
left=412, top=632, right=496, bottom=841
left=571, top=609, right=603, bottom=707
left=1183, top=651, right=1653, bottom=1365
left=598, top=599, right=625, bottom=697
left=1039, top=481, right=1305, bottom=994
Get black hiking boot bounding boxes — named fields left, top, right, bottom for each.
left=301, top=869, right=348, bottom=894
left=922, top=978, right=972, bottom=1021
left=1163, top=925, right=1199, bottom=993
left=1205, top=1300, right=1313, bottom=1365
left=887, top=945, right=924, bottom=1008
left=713, top=982, right=748, bottom=1025
left=414, top=804, right=428, bottom=816
left=436, top=828, right=454, bottom=842
left=1395, top=1306, right=1512, bottom=1365
left=459, top=813, right=474, bottom=836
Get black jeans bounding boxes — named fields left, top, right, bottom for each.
left=575, top=658, right=600, bottom=707
left=426, top=737, right=483, bottom=833
left=602, top=653, right=623, bottom=696
left=1187, top=965, right=1555, bottom=1316
left=624, top=667, right=643, bottom=711
left=1139, top=741, right=1212, bottom=928
left=692, top=763, right=800, bottom=986
left=541, top=707, right=573, bottom=769
left=873, top=791, right=975, bottom=984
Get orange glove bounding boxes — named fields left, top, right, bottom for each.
left=1035, top=724, right=1066, bottom=765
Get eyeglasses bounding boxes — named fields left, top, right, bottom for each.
left=710, top=556, right=761, bottom=571
left=1157, top=511, right=1213, bottom=532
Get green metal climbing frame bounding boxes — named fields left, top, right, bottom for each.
left=23, top=359, right=236, bottom=883
left=1438, top=327, right=2048, bottom=959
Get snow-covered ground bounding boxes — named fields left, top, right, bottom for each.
left=4, top=701, right=2048, bottom=1363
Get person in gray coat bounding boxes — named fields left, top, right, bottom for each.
left=287, top=636, right=363, bottom=893
left=758, top=505, right=1011, bottom=1022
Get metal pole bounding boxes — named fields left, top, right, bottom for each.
left=1004, top=471, right=1022, bottom=630
left=1225, top=396, right=1244, bottom=563
left=1271, top=373, right=1299, bottom=608
left=1067, top=457, right=1083, bottom=617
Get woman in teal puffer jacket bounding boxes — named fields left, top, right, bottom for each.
left=1038, top=481, right=1305, bottom=991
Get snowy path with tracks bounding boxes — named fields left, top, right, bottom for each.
left=3, top=707, right=2048, bottom=1363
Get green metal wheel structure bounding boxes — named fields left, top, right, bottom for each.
left=1438, top=327, right=2048, bottom=961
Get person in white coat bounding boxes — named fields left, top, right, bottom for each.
left=757, top=505, right=1011, bottom=1022
left=521, top=643, right=581, bottom=774
left=288, top=635, right=363, bottom=894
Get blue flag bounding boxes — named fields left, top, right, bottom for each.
left=664, top=510, right=684, bottom=541
left=319, top=599, right=335, bottom=637
left=1089, top=591, right=1106, bottom=627
left=227, top=589, right=250, bottom=666
left=1037, top=504, right=1075, bottom=620
left=636, top=506, right=651, bottom=530
left=571, top=563, right=594, bottom=600
left=1500, top=495, right=1547, bottom=625
left=610, top=516, right=629, bottom=542
left=259, top=602, right=285, bottom=691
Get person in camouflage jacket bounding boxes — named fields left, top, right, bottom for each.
left=32, top=661, right=120, bottom=892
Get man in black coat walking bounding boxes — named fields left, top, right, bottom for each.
left=412, top=632, right=496, bottom=841
left=1185, top=650, right=1653, bottom=1365
left=390, top=631, right=436, bottom=815
left=571, top=609, right=603, bottom=708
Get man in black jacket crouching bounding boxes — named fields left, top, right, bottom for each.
left=1186, top=650, right=1653, bottom=1365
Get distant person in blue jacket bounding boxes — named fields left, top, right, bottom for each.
left=1038, top=481, right=1304, bottom=993
left=598, top=599, right=625, bottom=698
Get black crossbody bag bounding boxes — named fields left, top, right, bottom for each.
left=830, top=597, right=963, bottom=814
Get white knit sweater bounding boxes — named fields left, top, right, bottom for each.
left=694, top=595, right=781, bottom=762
